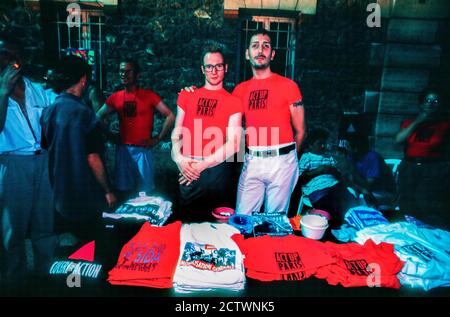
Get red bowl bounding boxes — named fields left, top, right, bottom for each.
left=212, top=207, right=235, bottom=222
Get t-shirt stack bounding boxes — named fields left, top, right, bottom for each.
left=232, top=234, right=335, bottom=281
left=355, top=221, right=450, bottom=290
left=314, top=240, right=404, bottom=288
left=173, top=223, right=245, bottom=293
left=108, top=221, right=182, bottom=288
left=232, top=234, right=404, bottom=288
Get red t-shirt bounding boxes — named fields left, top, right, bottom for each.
left=314, top=240, right=404, bottom=288
left=232, top=234, right=334, bottom=282
left=232, top=73, right=302, bottom=147
left=177, top=87, right=242, bottom=157
left=105, top=88, right=162, bottom=145
left=400, top=119, right=450, bottom=158
left=108, top=221, right=182, bottom=288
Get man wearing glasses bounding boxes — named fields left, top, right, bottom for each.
left=172, top=45, right=242, bottom=221
left=395, top=86, right=450, bottom=228
left=232, top=29, right=305, bottom=215
left=97, top=59, right=175, bottom=200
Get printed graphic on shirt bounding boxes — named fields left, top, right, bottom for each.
left=180, top=242, right=236, bottom=272
left=401, top=243, right=434, bottom=263
left=49, top=240, right=102, bottom=279
left=248, top=89, right=268, bottom=110
left=123, top=101, right=137, bottom=117
left=196, top=98, right=218, bottom=117
left=275, top=252, right=307, bottom=281
left=344, top=259, right=371, bottom=276
left=414, top=127, right=434, bottom=142
left=115, top=241, right=167, bottom=272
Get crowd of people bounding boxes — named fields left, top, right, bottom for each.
left=0, top=28, right=449, bottom=288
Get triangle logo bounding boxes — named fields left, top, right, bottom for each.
left=68, top=240, right=95, bottom=262
left=346, top=123, right=356, bottom=133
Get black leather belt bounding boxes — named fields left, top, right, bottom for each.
left=245, top=144, right=296, bottom=158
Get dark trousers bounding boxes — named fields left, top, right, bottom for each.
left=398, top=160, right=450, bottom=229
left=177, top=162, right=233, bottom=223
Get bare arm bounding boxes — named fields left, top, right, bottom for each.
left=170, top=106, right=199, bottom=181
left=395, top=114, right=428, bottom=144
left=154, top=100, right=175, bottom=141
left=96, top=103, right=115, bottom=120
left=290, top=101, right=306, bottom=154
left=87, top=153, right=116, bottom=207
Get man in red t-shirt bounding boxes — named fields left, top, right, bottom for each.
left=97, top=59, right=175, bottom=198
left=394, top=86, right=450, bottom=227
left=232, top=29, right=305, bottom=215
left=171, top=45, right=242, bottom=221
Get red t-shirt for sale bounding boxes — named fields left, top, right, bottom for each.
left=108, top=221, right=182, bottom=288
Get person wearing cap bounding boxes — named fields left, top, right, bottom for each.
left=395, top=86, right=450, bottom=228
left=232, top=29, right=305, bottom=215
left=0, top=33, right=56, bottom=286
left=172, top=44, right=242, bottom=222
left=97, top=58, right=175, bottom=201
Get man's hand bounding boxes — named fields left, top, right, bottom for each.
left=179, top=86, right=197, bottom=93
left=105, top=192, right=117, bottom=208
left=0, top=64, right=21, bottom=96
left=176, top=156, right=201, bottom=182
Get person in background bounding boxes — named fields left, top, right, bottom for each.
left=345, top=133, right=397, bottom=210
left=295, top=128, right=358, bottom=228
left=40, top=56, right=117, bottom=243
left=0, top=33, right=56, bottom=286
left=172, top=44, right=242, bottom=222
left=97, top=59, right=175, bottom=201
left=395, top=86, right=450, bottom=228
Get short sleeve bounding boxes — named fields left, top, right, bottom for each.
left=149, top=90, right=162, bottom=106
left=228, top=96, right=243, bottom=115
left=232, top=83, right=244, bottom=100
left=176, top=90, right=189, bottom=112
left=284, top=79, right=302, bottom=106
left=105, top=92, right=119, bottom=110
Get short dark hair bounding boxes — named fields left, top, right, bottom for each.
left=200, top=44, right=226, bottom=65
left=120, top=58, right=141, bottom=74
left=248, top=28, right=273, bottom=48
left=56, top=55, right=91, bottom=91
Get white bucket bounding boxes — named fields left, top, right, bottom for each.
left=300, top=214, right=329, bottom=240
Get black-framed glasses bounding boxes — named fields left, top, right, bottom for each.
left=203, top=63, right=225, bottom=72
left=425, top=98, right=439, bottom=105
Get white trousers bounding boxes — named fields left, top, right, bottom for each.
left=236, top=150, right=299, bottom=215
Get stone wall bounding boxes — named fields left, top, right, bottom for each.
left=0, top=0, right=397, bottom=199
